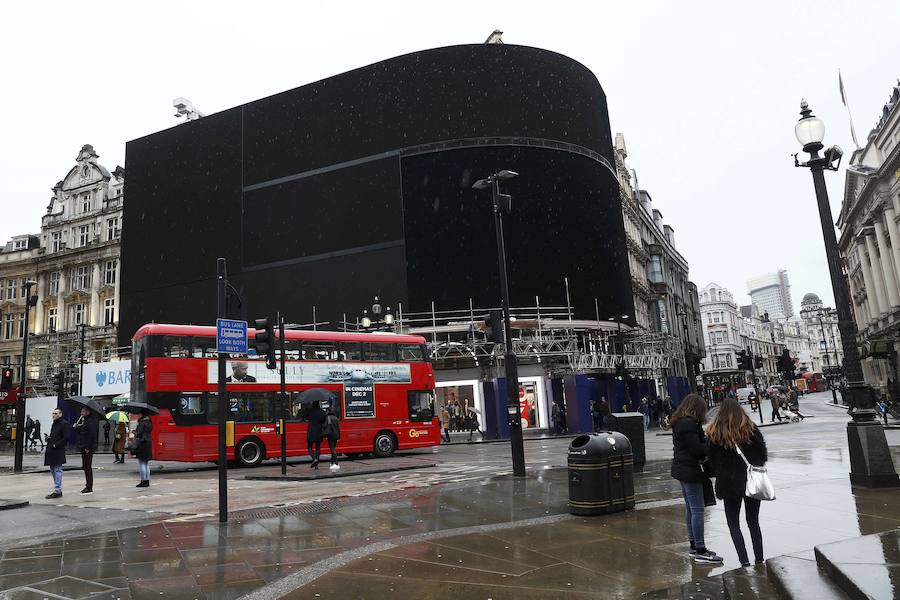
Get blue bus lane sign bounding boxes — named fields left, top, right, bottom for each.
left=216, top=319, right=248, bottom=354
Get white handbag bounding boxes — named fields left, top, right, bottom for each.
left=736, top=444, right=775, bottom=501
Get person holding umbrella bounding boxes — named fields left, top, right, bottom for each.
left=44, top=408, right=70, bottom=499
left=305, top=399, right=326, bottom=470
left=107, top=410, right=129, bottom=464
left=73, top=405, right=99, bottom=494
left=125, top=402, right=157, bottom=487
left=323, top=405, right=341, bottom=470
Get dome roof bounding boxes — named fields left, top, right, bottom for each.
left=801, top=293, right=822, bottom=306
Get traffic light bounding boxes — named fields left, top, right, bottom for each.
left=254, top=318, right=277, bottom=370
left=754, top=355, right=764, bottom=369
left=1, top=367, right=13, bottom=389
left=483, top=309, right=504, bottom=344
left=736, top=350, right=751, bottom=371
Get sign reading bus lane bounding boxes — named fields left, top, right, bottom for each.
left=216, top=319, right=248, bottom=354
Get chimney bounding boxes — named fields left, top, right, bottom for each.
left=653, top=209, right=664, bottom=230
left=639, top=190, right=652, bottom=214
left=664, top=224, right=675, bottom=246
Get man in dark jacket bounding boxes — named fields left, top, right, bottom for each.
left=73, top=407, right=99, bottom=494
left=305, top=400, right=326, bottom=469
left=24, top=415, right=34, bottom=448
left=45, top=408, right=70, bottom=499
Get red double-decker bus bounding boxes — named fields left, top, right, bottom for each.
left=131, top=324, right=438, bottom=467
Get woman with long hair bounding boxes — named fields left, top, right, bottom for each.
left=670, top=393, right=723, bottom=563
left=707, top=397, right=768, bottom=567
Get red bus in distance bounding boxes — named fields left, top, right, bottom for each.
left=131, top=324, right=438, bottom=466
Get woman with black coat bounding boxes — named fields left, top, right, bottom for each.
left=708, top=398, right=768, bottom=566
left=323, top=406, right=341, bottom=470
left=73, top=408, right=99, bottom=494
left=670, top=393, right=723, bottom=563
left=129, top=410, right=153, bottom=487
left=305, top=400, right=326, bottom=469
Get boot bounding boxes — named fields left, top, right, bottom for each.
left=136, top=480, right=149, bottom=488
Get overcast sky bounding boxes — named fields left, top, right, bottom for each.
left=1, top=1, right=897, bottom=312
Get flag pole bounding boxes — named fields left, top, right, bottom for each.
left=839, top=69, right=861, bottom=150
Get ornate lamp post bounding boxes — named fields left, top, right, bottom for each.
left=794, top=100, right=898, bottom=487
left=360, top=296, right=394, bottom=331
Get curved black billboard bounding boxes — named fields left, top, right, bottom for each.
left=121, top=44, right=632, bottom=343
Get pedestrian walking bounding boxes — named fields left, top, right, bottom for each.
left=707, top=398, right=768, bottom=567
left=440, top=405, right=451, bottom=442
left=323, top=406, right=341, bottom=470
left=24, top=415, right=34, bottom=449
left=670, top=393, right=723, bottom=563
left=103, top=420, right=111, bottom=447
left=769, top=392, right=784, bottom=423
left=31, top=419, right=43, bottom=450
left=467, top=408, right=483, bottom=441
left=305, top=400, right=326, bottom=469
left=598, top=397, right=610, bottom=431
left=878, top=399, right=889, bottom=426
left=112, top=419, right=127, bottom=464
left=638, top=397, right=650, bottom=431
left=551, top=402, right=561, bottom=435
left=44, top=408, right=70, bottom=499
left=73, top=407, right=99, bottom=495
left=129, top=410, right=153, bottom=487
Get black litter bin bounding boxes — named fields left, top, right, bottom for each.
left=608, top=412, right=646, bottom=472
left=568, top=432, right=635, bottom=516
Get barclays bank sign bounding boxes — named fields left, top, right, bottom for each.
left=82, top=360, right=132, bottom=396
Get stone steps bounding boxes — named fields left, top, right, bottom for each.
left=643, top=528, right=900, bottom=599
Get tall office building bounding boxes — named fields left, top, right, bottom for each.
left=747, top=270, right=794, bottom=320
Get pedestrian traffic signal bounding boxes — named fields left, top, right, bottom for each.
left=1, top=367, right=13, bottom=389
left=777, top=349, right=794, bottom=373
left=754, top=355, right=764, bottom=369
left=483, top=309, right=504, bottom=344
left=254, top=318, right=277, bottom=370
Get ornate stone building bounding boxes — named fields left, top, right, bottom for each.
left=798, top=293, right=843, bottom=373
left=837, top=80, right=900, bottom=393
left=0, top=145, right=124, bottom=395
left=615, top=133, right=705, bottom=390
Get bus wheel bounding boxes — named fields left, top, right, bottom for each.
left=373, top=431, right=397, bottom=458
left=236, top=438, right=265, bottom=468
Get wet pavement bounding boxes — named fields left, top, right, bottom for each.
left=0, top=393, right=897, bottom=599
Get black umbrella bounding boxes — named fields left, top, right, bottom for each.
left=122, top=401, right=160, bottom=415
left=66, top=395, right=105, bottom=417
left=298, top=388, right=337, bottom=406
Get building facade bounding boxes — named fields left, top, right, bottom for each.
left=615, top=134, right=705, bottom=393
left=0, top=145, right=124, bottom=396
left=837, top=79, right=900, bottom=395
left=747, top=270, right=794, bottom=320
left=798, top=293, right=843, bottom=374
left=699, top=283, right=742, bottom=376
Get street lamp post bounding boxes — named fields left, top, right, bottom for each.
left=360, top=297, right=395, bottom=332
left=794, top=100, right=898, bottom=487
left=13, top=281, right=37, bottom=473
left=473, top=170, right=525, bottom=477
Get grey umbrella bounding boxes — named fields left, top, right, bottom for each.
left=66, top=395, right=105, bottom=417
left=122, top=401, right=160, bottom=415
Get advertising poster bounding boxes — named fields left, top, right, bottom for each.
left=207, top=360, right=410, bottom=385
left=344, top=378, right=375, bottom=418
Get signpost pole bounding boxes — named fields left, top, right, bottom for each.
left=279, top=313, right=287, bottom=476
left=216, top=259, right=229, bottom=523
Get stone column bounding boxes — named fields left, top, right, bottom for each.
left=857, top=243, right=880, bottom=321
left=863, top=231, right=889, bottom=314
left=883, top=206, right=900, bottom=293
left=873, top=221, right=900, bottom=307
left=847, top=276, right=866, bottom=329
left=90, top=262, right=102, bottom=326
left=57, top=268, right=66, bottom=331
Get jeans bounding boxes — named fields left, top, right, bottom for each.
left=724, top=496, right=763, bottom=564
left=680, top=480, right=706, bottom=549
left=138, top=460, right=150, bottom=481
left=642, top=413, right=650, bottom=431
left=50, top=465, right=63, bottom=493
left=81, top=450, right=94, bottom=490
left=326, top=438, right=338, bottom=463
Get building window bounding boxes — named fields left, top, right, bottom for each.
left=647, top=255, right=664, bottom=283
left=81, top=194, right=91, bottom=213
left=104, top=298, right=115, bottom=325
left=72, top=304, right=85, bottom=326
left=78, top=225, right=90, bottom=247
left=106, top=217, right=120, bottom=241
left=17, top=313, right=24, bottom=338
left=104, top=260, right=117, bottom=285
left=48, top=307, right=58, bottom=333
left=51, top=231, right=62, bottom=253
left=13, top=239, right=26, bottom=250
left=49, top=271, right=60, bottom=296
left=72, top=266, right=90, bottom=291
left=4, top=279, right=16, bottom=301
left=3, top=314, right=15, bottom=340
